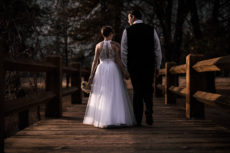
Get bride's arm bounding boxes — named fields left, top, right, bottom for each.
left=88, top=44, right=101, bottom=85
left=112, top=41, right=121, bottom=49
left=114, top=44, right=129, bottom=79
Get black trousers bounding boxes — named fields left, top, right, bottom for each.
left=129, top=69, right=154, bottom=124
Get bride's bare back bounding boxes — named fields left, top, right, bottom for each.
left=89, top=40, right=128, bottom=84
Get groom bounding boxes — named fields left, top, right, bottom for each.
left=121, top=8, right=162, bottom=126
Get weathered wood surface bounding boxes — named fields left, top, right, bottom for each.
left=193, top=91, right=230, bottom=112
left=169, top=64, right=186, bottom=74
left=193, top=55, right=230, bottom=72
left=62, top=66, right=78, bottom=73
left=169, top=86, right=186, bottom=97
left=165, top=62, right=178, bottom=104
left=4, top=58, right=56, bottom=72
left=45, top=56, right=63, bottom=117
left=186, top=54, right=205, bottom=119
left=4, top=91, right=56, bottom=116
left=157, top=84, right=165, bottom=92
left=62, top=87, right=79, bottom=97
left=0, top=37, right=6, bottom=153
left=4, top=94, right=230, bottom=153
left=71, top=62, right=82, bottom=104
left=159, top=68, right=165, bottom=75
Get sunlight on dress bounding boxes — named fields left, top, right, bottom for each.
left=83, top=40, right=136, bottom=128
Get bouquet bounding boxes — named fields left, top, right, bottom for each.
left=81, top=81, right=91, bottom=94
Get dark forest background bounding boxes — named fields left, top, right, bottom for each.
left=1, top=0, right=230, bottom=64
left=1, top=0, right=230, bottom=98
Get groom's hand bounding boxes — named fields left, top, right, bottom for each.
left=124, top=71, right=130, bottom=80
left=155, top=69, right=160, bottom=77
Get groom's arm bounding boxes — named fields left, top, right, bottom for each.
left=154, top=29, right=162, bottom=70
left=121, top=29, right=128, bottom=71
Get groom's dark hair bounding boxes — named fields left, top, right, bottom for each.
left=129, top=8, right=142, bottom=19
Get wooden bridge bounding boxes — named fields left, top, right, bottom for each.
left=1, top=38, right=230, bottom=153
left=4, top=94, right=230, bottom=153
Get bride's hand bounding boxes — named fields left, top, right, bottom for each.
left=87, top=76, right=93, bottom=87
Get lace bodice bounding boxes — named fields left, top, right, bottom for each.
left=99, top=40, right=115, bottom=61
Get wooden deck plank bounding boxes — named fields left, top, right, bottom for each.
left=4, top=96, right=230, bottom=153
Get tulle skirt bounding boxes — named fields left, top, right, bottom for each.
left=83, top=59, right=136, bottom=128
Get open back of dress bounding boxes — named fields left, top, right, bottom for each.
left=99, top=40, right=115, bottom=61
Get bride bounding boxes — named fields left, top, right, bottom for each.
left=83, top=26, right=136, bottom=128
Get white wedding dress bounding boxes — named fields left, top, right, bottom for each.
left=83, top=40, right=136, bottom=128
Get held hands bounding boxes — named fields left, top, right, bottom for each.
left=87, top=75, right=93, bottom=89
left=155, top=69, right=160, bottom=77
left=123, top=70, right=130, bottom=80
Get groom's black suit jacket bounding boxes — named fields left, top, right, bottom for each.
left=126, top=23, right=155, bottom=73
left=126, top=23, right=156, bottom=124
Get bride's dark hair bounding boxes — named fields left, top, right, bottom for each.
left=101, top=26, right=113, bottom=37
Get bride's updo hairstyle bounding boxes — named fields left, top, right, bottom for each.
left=101, top=26, right=113, bottom=37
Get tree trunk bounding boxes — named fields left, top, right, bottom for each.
left=173, top=0, right=190, bottom=63
left=212, top=0, right=220, bottom=24
left=112, top=0, right=123, bottom=42
left=64, top=23, right=69, bottom=88
left=190, top=0, right=202, bottom=39
left=149, top=0, right=174, bottom=61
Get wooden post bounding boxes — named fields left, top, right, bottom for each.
left=186, top=54, right=205, bottom=119
left=153, top=71, right=163, bottom=97
left=17, top=89, right=29, bottom=131
left=165, top=62, right=178, bottom=104
left=0, top=64, right=4, bottom=153
left=45, top=56, right=62, bottom=117
left=18, top=110, right=29, bottom=130
left=71, top=62, right=82, bottom=104
left=0, top=37, right=7, bottom=153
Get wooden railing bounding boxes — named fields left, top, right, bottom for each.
left=154, top=54, right=230, bottom=119
left=0, top=40, right=82, bottom=152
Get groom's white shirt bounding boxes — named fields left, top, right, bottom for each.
left=121, top=20, right=162, bottom=70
